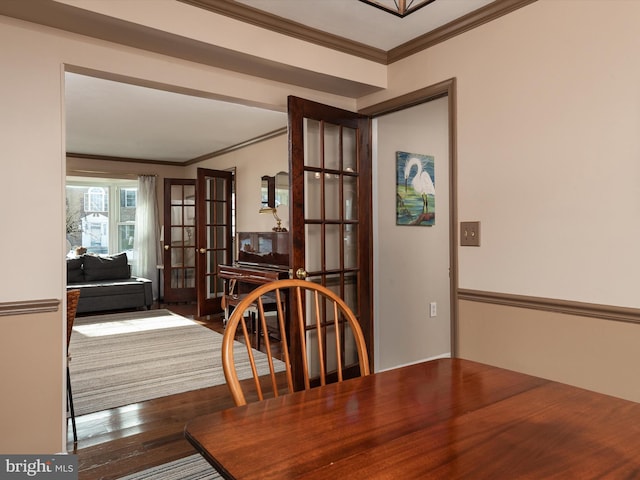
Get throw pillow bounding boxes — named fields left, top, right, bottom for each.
left=66, top=257, right=84, bottom=283
left=83, top=252, right=130, bottom=281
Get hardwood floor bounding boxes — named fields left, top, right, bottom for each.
left=69, top=303, right=265, bottom=479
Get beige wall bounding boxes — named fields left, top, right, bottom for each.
left=0, top=17, right=66, bottom=455
left=0, top=14, right=347, bottom=453
left=184, top=134, right=288, bottom=234
left=362, top=0, right=640, bottom=400
left=365, top=0, right=640, bottom=308
left=54, top=0, right=387, bottom=94
left=0, top=310, right=62, bottom=453
left=374, top=97, right=451, bottom=370
left=458, top=300, right=640, bottom=403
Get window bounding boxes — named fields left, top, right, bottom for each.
left=66, top=178, right=137, bottom=262
left=121, top=188, right=137, bottom=208
left=84, top=187, right=108, bottom=212
left=118, top=224, right=136, bottom=252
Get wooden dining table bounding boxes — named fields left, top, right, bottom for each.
left=184, top=358, right=640, bottom=479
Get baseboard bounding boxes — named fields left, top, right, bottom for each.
left=377, top=352, right=452, bottom=373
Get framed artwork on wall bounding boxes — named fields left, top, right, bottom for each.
left=396, top=151, right=435, bottom=226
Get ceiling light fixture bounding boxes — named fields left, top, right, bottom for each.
left=358, top=0, right=436, bottom=18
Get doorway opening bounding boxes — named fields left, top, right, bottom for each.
left=362, top=79, right=458, bottom=370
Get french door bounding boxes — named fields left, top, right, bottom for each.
left=196, top=168, right=233, bottom=317
left=163, top=179, right=197, bottom=303
left=288, top=96, right=373, bottom=384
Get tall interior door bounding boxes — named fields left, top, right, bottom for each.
left=196, top=167, right=233, bottom=317
left=288, top=96, right=373, bottom=383
left=163, top=178, right=197, bottom=303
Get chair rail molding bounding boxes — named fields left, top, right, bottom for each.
left=458, top=289, right=640, bottom=325
left=0, top=299, right=60, bottom=317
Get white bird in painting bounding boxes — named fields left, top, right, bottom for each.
left=404, top=157, right=435, bottom=214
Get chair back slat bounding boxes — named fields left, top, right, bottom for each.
left=222, top=279, right=370, bottom=407
left=239, top=314, right=263, bottom=402
left=274, top=288, right=294, bottom=393
left=295, top=286, right=311, bottom=390
left=333, top=301, right=343, bottom=383
left=256, top=296, right=280, bottom=397
left=311, top=290, right=326, bottom=387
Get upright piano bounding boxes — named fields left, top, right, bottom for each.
left=218, top=232, right=290, bottom=345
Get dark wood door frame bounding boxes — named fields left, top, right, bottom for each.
left=359, top=78, right=459, bottom=356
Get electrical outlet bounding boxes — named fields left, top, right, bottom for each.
left=460, top=221, right=481, bottom=246
left=429, top=302, right=437, bottom=318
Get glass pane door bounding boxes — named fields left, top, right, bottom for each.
left=288, top=96, right=372, bottom=387
left=163, top=179, right=197, bottom=303
left=196, top=168, right=233, bottom=317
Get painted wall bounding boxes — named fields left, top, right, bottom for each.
left=0, top=17, right=66, bottom=455
left=361, top=0, right=640, bottom=400
left=0, top=14, right=345, bottom=453
left=459, top=301, right=640, bottom=403
left=184, top=134, right=289, bottom=235
left=53, top=0, right=387, bottom=93
left=0, top=310, right=62, bottom=453
left=373, top=98, right=451, bottom=371
left=365, top=0, right=640, bottom=309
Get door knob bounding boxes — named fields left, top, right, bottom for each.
left=199, top=248, right=206, bottom=254
left=164, top=245, right=170, bottom=251
left=296, top=268, right=308, bottom=279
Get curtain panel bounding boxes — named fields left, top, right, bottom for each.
left=134, top=175, right=160, bottom=300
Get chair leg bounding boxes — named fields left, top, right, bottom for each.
left=67, top=366, right=77, bottom=444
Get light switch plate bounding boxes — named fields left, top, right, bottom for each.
left=460, top=221, right=481, bottom=246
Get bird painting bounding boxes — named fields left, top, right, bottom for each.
left=396, top=152, right=435, bottom=226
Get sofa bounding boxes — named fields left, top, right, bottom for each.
left=66, top=252, right=153, bottom=314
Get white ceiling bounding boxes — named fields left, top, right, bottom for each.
left=65, top=72, right=288, bottom=163
left=63, top=0, right=496, bottom=164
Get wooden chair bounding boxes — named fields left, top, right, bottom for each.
left=66, top=289, right=81, bottom=445
left=222, top=279, right=370, bottom=406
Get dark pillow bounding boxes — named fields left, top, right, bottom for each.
left=66, top=257, right=84, bottom=283
left=83, top=252, right=130, bottom=281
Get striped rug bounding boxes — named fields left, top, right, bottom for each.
left=116, top=455, right=221, bottom=480
left=69, top=309, right=283, bottom=415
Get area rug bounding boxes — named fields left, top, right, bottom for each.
left=116, top=455, right=220, bottom=480
left=69, top=309, right=283, bottom=416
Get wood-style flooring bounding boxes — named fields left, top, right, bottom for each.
left=69, top=303, right=268, bottom=480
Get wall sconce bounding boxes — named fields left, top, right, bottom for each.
left=259, top=206, right=287, bottom=232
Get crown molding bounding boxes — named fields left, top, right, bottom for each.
left=388, top=0, right=537, bottom=62
left=185, top=127, right=287, bottom=165
left=67, top=127, right=287, bottom=167
left=67, top=152, right=186, bottom=166
left=179, top=0, right=537, bottom=65
left=178, top=0, right=388, bottom=64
